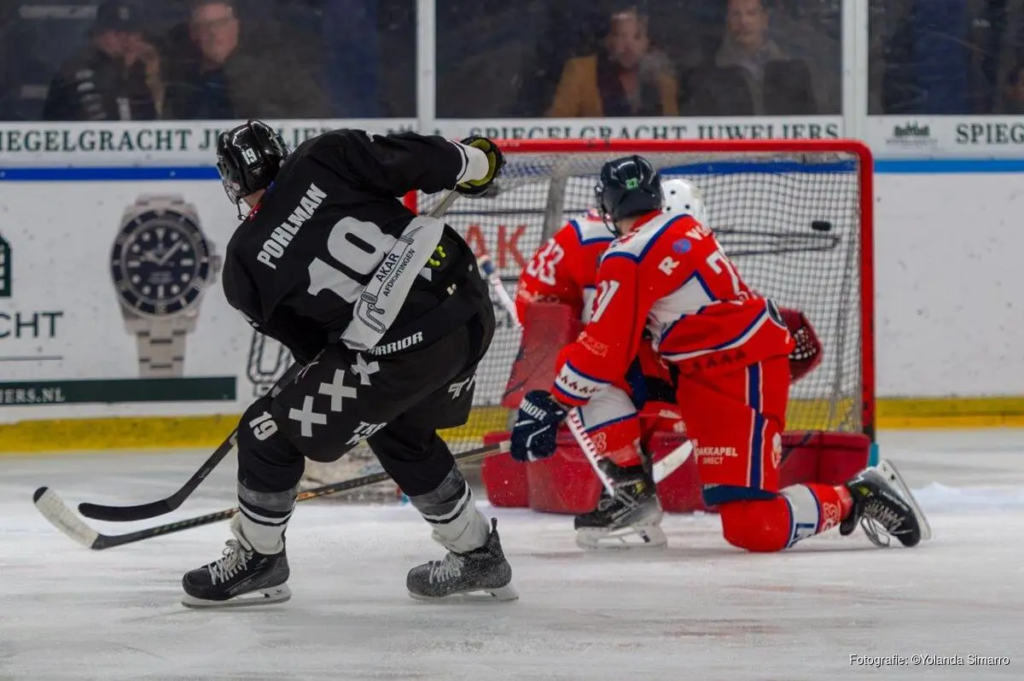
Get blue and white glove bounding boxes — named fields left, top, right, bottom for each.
left=510, top=390, right=569, bottom=462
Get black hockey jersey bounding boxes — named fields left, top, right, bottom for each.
left=222, top=130, right=478, bottom=363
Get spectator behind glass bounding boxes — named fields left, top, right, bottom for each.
left=547, top=7, right=678, bottom=117
left=163, top=0, right=329, bottom=120
left=693, top=0, right=817, bottom=115
left=42, top=1, right=162, bottom=121
left=1001, top=62, right=1024, bottom=114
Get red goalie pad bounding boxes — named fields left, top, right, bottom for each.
left=501, top=302, right=583, bottom=409
left=781, top=308, right=823, bottom=383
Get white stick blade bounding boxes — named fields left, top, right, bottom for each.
left=33, top=487, right=99, bottom=549
left=652, top=440, right=694, bottom=483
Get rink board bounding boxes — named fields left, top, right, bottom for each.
left=2, top=155, right=1024, bottom=450
left=2, top=396, right=1024, bottom=453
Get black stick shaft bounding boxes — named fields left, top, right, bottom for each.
left=87, top=442, right=502, bottom=549
left=77, top=191, right=462, bottom=523
left=78, top=362, right=305, bottom=522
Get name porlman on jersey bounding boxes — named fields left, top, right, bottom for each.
left=256, top=183, right=326, bottom=269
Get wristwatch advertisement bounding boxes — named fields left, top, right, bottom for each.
left=110, top=195, right=222, bottom=378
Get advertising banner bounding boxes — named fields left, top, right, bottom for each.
left=434, top=116, right=844, bottom=143
left=0, top=120, right=417, bottom=166
left=0, top=182, right=246, bottom=421
left=866, top=116, right=1024, bottom=158
left=0, top=117, right=844, bottom=167
left=0, top=178, right=528, bottom=423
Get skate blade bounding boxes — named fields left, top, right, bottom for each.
left=575, top=524, right=668, bottom=551
left=876, top=459, right=932, bottom=543
left=181, top=584, right=292, bottom=609
left=408, top=583, right=519, bottom=603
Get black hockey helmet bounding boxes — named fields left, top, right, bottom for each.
left=216, top=120, right=289, bottom=204
left=595, top=155, right=663, bottom=232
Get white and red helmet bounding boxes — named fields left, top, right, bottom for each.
left=661, top=178, right=708, bottom=226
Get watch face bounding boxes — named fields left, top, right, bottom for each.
left=111, top=207, right=213, bottom=317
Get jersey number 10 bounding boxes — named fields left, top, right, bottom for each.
left=307, top=217, right=397, bottom=302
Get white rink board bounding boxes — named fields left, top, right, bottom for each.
left=0, top=167, right=1021, bottom=422
left=0, top=180, right=525, bottom=421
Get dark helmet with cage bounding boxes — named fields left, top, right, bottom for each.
left=215, top=120, right=290, bottom=208
left=595, top=155, right=664, bottom=235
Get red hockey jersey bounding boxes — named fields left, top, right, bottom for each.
left=515, top=209, right=615, bottom=322
left=552, top=210, right=795, bottom=407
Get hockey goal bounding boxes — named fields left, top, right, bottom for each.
left=306, top=139, right=875, bottom=499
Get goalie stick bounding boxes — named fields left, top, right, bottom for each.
left=70, top=189, right=464, bottom=524
left=34, top=440, right=508, bottom=551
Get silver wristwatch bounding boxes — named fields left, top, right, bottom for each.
left=110, top=195, right=222, bottom=378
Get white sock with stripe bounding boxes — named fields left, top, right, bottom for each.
left=234, top=482, right=296, bottom=555
left=779, top=484, right=825, bottom=548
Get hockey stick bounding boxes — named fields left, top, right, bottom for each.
left=565, top=409, right=617, bottom=495
left=568, top=408, right=692, bottom=493
left=72, top=190, right=464, bottom=524
left=74, top=362, right=305, bottom=523
left=478, top=261, right=691, bottom=492
left=477, top=254, right=520, bottom=327
left=34, top=439, right=508, bottom=551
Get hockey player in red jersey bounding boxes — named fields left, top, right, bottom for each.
left=514, top=188, right=691, bottom=548
left=510, top=156, right=930, bottom=552
left=514, top=179, right=826, bottom=549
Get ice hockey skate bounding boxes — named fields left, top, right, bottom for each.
left=407, top=518, right=518, bottom=601
left=574, top=460, right=667, bottom=550
left=181, top=518, right=291, bottom=608
left=841, top=459, right=932, bottom=547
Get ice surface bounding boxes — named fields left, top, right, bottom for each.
left=2, top=430, right=1023, bottom=680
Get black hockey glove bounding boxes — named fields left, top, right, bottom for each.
left=510, top=390, right=568, bottom=462
left=456, top=136, right=504, bottom=197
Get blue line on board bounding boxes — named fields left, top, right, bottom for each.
left=874, top=159, right=1024, bottom=173
left=2, top=159, right=1024, bottom=181
left=0, top=167, right=219, bottom=181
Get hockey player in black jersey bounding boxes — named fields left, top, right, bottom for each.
left=181, top=120, right=517, bottom=607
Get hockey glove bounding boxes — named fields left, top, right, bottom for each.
left=510, top=390, right=568, bottom=462
left=456, top=136, right=505, bottom=197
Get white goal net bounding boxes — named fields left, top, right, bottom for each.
left=308, top=140, right=874, bottom=500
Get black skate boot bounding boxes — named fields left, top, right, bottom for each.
left=182, top=537, right=291, bottom=608
left=407, top=518, right=518, bottom=601
left=840, top=460, right=932, bottom=548
left=574, top=460, right=666, bottom=550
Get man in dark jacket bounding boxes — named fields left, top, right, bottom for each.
left=164, top=0, right=330, bottom=119
left=42, top=1, right=160, bottom=121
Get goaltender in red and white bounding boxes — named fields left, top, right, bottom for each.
left=510, top=155, right=931, bottom=553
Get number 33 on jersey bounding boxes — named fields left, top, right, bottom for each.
left=553, top=211, right=795, bottom=406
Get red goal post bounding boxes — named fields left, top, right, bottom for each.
left=405, top=138, right=876, bottom=448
